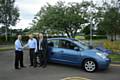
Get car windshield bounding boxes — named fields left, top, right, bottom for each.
left=73, top=40, right=89, bottom=50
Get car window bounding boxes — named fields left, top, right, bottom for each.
left=59, top=40, right=81, bottom=51
left=59, top=40, right=66, bottom=48
left=48, top=39, right=59, bottom=48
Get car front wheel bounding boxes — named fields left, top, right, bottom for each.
left=83, top=59, right=97, bottom=72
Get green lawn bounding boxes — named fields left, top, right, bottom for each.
left=109, top=54, right=120, bottom=62
left=0, top=45, right=14, bottom=51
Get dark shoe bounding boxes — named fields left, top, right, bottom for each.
left=42, top=65, right=47, bottom=68
left=33, top=66, right=37, bottom=68
left=33, top=64, right=37, bottom=68
left=29, top=65, right=33, bottom=67
left=21, top=66, right=26, bottom=68
left=39, top=64, right=43, bottom=67
left=15, top=67, right=21, bottom=70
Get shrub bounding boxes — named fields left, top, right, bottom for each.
left=85, top=35, right=107, bottom=40
left=103, top=40, right=120, bottom=53
left=75, top=36, right=85, bottom=40
left=0, top=35, right=66, bottom=44
left=0, top=36, right=29, bottom=44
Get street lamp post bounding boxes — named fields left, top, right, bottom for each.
left=90, top=16, right=93, bottom=46
left=89, top=0, right=93, bottom=46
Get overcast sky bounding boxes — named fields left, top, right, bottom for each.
left=13, top=0, right=106, bottom=29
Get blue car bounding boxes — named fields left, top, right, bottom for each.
left=47, top=38, right=111, bottom=72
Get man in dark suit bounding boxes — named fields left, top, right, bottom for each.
left=34, top=33, right=48, bottom=68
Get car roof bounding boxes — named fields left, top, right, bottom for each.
left=48, top=38, right=75, bottom=41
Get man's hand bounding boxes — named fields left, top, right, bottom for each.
left=34, top=49, right=37, bottom=53
left=23, top=44, right=27, bottom=48
left=21, top=47, right=24, bottom=49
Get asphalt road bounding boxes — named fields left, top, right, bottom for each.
left=0, top=50, right=120, bottom=80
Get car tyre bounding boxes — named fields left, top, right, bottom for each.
left=83, top=59, right=97, bottom=72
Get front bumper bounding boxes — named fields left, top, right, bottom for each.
left=98, top=58, right=111, bottom=70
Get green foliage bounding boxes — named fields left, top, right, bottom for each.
left=98, top=5, right=120, bottom=41
left=108, top=54, right=120, bottom=62
left=31, top=1, right=97, bottom=38
left=0, top=0, right=19, bottom=26
left=85, top=35, right=107, bottom=40
left=0, top=0, right=20, bottom=41
left=0, top=35, right=67, bottom=44
left=103, top=40, right=120, bottom=53
left=0, top=36, right=29, bottom=44
left=30, top=0, right=120, bottom=40
left=75, top=36, right=85, bottom=40
left=100, top=8, right=120, bottom=33
left=82, top=26, right=90, bottom=35
left=0, top=36, right=16, bottom=44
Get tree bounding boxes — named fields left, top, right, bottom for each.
left=99, top=7, right=120, bottom=41
left=96, top=0, right=120, bottom=41
left=0, top=0, right=19, bottom=41
left=31, top=1, right=95, bottom=38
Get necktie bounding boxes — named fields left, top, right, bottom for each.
left=39, top=40, right=42, bottom=50
left=37, top=39, right=39, bottom=51
left=20, top=40, right=23, bottom=46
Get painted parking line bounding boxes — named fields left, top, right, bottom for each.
left=111, top=64, right=120, bottom=67
left=61, top=77, right=91, bottom=80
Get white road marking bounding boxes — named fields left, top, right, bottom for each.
left=61, top=77, right=91, bottom=80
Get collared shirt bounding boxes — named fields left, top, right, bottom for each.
left=35, top=39, right=43, bottom=52
left=15, top=39, right=23, bottom=51
left=27, top=38, right=37, bottom=49
left=39, top=39, right=43, bottom=50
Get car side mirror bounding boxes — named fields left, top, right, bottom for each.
left=74, top=47, right=80, bottom=51
left=89, top=45, right=93, bottom=49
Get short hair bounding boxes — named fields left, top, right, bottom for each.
left=18, top=35, right=22, bottom=38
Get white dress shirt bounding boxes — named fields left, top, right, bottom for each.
left=15, top=39, right=23, bottom=51
left=26, top=38, right=37, bottom=49
left=34, top=39, right=43, bottom=52
left=39, top=39, right=43, bottom=50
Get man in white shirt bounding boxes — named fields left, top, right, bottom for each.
left=15, top=35, right=25, bottom=69
left=24, top=34, right=37, bottom=66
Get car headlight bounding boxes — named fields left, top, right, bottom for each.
left=96, top=52, right=106, bottom=59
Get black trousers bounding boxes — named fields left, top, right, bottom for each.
left=33, top=52, right=41, bottom=67
left=15, top=51, right=24, bottom=68
left=40, top=50, right=48, bottom=66
left=29, top=48, right=35, bottom=66
left=33, top=50, right=48, bottom=67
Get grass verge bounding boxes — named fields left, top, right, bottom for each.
left=109, top=53, right=120, bottom=62
left=0, top=46, right=14, bottom=52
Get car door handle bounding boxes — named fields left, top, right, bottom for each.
left=60, top=51, right=64, bottom=53
left=51, top=52, right=54, bottom=55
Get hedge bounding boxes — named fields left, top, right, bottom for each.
left=0, top=35, right=66, bottom=44
left=103, top=40, right=120, bottom=53
left=85, top=35, right=107, bottom=40
left=0, top=36, right=29, bottom=44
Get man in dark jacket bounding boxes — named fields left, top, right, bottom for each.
left=34, top=33, right=48, bottom=68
